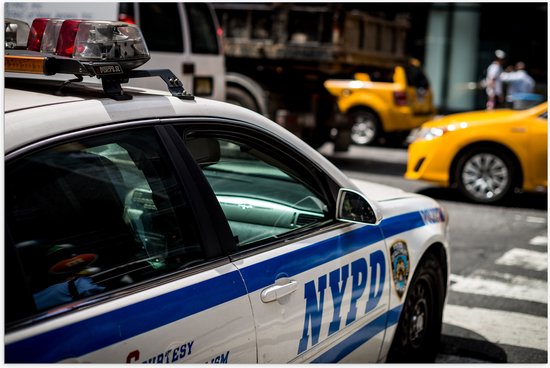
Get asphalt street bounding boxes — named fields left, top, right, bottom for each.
left=319, top=143, right=548, bottom=363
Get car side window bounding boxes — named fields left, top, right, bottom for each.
left=139, top=3, right=184, bottom=53
left=184, top=134, right=330, bottom=248
left=185, top=3, right=220, bottom=54
left=6, top=129, right=203, bottom=319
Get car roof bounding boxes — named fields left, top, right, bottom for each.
left=4, top=75, right=354, bottom=189
left=4, top=76, right=270, bottom=152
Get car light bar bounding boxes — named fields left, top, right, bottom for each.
left=5, top=18, right=31, bottom=49
left=4, top=54, right=52, bottom=75
left=26, top=18, right=150, bottom=69
left=5, top=17, right=194, bottom=101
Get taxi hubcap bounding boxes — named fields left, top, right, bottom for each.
left=351, top=117, right=376, bottom=145
left=462, top=153, right=509, bottom=200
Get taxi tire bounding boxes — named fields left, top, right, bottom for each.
left=349, top=110, right=380, bottom=146
left=387, top=252, right=445, bottom=363
left=455, top=148, right=515, bottom=204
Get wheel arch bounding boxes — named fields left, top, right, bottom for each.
left=449, top=141, right=524, bottom=190
left=225, top=72, right=268, bottom=116
left=386, top=241, right=448, bottom=362
left=347, top=105, right=384, bottom=132
left=422, top=242, right=448, bottom=294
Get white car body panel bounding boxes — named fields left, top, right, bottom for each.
left=5, top=263, right=257, bottom=363
left=231, top=224, right=389, bottom=363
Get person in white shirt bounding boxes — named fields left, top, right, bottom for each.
left=485, top=49, right=506, bottom=110
left=501, top=61, right=535, bottom=106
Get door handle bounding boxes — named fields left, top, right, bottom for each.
left=261, top=279, right=298, bottom=303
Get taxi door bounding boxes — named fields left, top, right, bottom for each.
left=527, top=110, right=548, bottom=188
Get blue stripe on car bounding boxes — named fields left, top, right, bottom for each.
left=6, top=271, right=248, bottom=363
left=312, top=304, right=403, bottom=363
left=5, top=209, right=438, bottom=363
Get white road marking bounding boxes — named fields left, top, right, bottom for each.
left=526, top=216, right=547, bottom=224
left=530, top=235, right=548, bottom=247
left=449, top=271, right=547, bottom=304
left=495, top=248, right=547, bottom=271
left=435, top=354, right=489, bottom=363
left=443, top=304, right=548, bottom=351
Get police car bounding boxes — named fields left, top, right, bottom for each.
left=4, top=18, right=450, bottom=363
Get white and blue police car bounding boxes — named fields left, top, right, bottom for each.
left=4, top=17, right=450, bottom=363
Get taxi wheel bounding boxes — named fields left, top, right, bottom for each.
left=388, top=253, right=445, bottom=363
left=455, top=148, right=514, bottom=203
left=350, top=111, right=380, bottom=145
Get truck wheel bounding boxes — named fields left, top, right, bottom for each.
left=350, top=111, right=380, bottom=145
left=387, top=252, right=445, bottom=363
left=455, top=148, right=515, bottom=203
left=226, top=86, right=259, bottom=112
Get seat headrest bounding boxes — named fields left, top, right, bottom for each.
left=186, top=137, right=220, bottom=167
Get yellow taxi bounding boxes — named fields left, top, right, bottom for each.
left=324, top=61, right=436, bottom=146
left=405, top=103, right=547, bottom=203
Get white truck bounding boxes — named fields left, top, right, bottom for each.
left=5, top=2, right=226, bottom=100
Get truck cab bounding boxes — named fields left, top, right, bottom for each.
left=4, top=2, right=225, bottom=101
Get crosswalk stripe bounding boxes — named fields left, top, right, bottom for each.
left=530, top=236, right=548, bottom=247
left=449, top=271, right=547, bottom=304
left=526, top=216, right=547, bottom=224
left=495, top=248, right=547, bottom=271
left=435, top=353, right=489, bottom=363
left=443, top=304, right=548, bottom=351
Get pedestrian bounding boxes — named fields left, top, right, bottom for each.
left=485, top=49, right=506, bottom=110
left=501, top=61, right=535, bottom=107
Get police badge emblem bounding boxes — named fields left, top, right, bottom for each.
left=390, top=240, right=410, bottom=298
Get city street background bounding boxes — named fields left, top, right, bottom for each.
left=319, top=143, right=548, bottom=363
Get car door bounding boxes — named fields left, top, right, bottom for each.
left=527, top=110, right=548, bottom=188
left=177, top=122, right=391, bottom=363
left=4, top=126, right=255, bottom=363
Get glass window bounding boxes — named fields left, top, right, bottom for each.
left=251, top=11, right=272, bottom=40
left=219, top=9, right=249, bottom=39
left=288, top=11, right=322, bottom=43
left=405, top=65, right=430, bottom=89
left=139, top=3, right=184, bottom=52
left=185, top=3, right=220, bottom=54
left=185, top=134, right=329, bottom=248
left=6, top=129, right=203, bottom=317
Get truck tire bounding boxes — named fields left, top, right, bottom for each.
left=350, top=110, right=380, bottom=146
left=226, top=86, right=259, bottom=112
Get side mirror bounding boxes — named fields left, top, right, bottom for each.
left=336, top=188, right=382, bottom=225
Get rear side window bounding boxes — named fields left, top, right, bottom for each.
left=185, top=3, right=220, bottom=54
left=5, top=129, right=203, bottom=323
left=405, top=65, right=430, bottom=89
left=139, top=3, right=184, bottom=52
